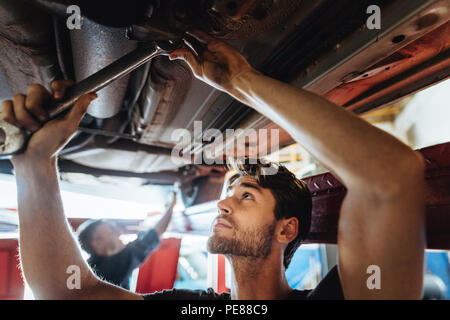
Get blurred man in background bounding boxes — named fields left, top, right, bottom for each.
left=76, top=192, right=176, bottom=289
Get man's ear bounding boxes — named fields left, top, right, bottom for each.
left=276, top=217, right=299, bottom=244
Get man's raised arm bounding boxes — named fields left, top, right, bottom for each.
left=152, top=191, right=177, bottom=237
left=170, top=31, right=426, bottom=299
left=2, top=81, right=141, bottom=300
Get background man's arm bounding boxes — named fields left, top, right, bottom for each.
left=3, top=82, right=142, bottom=300
left=171, top=31, right=426, bottom=299
left=122, top=193, right=177, bottom=270
left=152, top=191, right=177, bottom=237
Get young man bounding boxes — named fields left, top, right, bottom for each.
left=1, top=31, right=425, bottom=300
left=77, top=193, right=176, bottom=289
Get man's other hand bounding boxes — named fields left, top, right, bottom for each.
left=1, top=80, right=97, bottom=164
left=168, top=191, right=177, bottom=209
left=169, top=30, right=257, bottom=96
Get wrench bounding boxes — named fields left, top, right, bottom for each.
left=0, top=40, right=181, bottom=159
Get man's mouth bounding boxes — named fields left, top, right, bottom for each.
left=214, top=223, right=231, bottom=229
left=213, top=218, right=233, bottom=229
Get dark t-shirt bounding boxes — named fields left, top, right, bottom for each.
left=88, top=229, right=160, bottom=289
left=142, top=265, right=344, bottom=300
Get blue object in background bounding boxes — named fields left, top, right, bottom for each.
left=286, top=245, right=327, bottom=290
left=425, top=251, right=450, bottom=299
left=286, top=247, right=449, bottom=300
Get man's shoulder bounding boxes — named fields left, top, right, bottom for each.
left=286, top=266, right=343, bottom=300
left=142, top=288, right=231, bottom=300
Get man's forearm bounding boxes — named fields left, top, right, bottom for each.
left=14, top=158, right=98, bottom=299
left=153, top=204, right=175, bottom=236
left=170, top=31, right=426, bottom=299
left=230, top=70, right=423, bottom=195
left=230, top=69, right=426, bottom=299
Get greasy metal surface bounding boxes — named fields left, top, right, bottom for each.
left=70, top=18, right=137, bottom=118
left=230, top=0, right=448, bottom=144
left=53, top=16, right=73, bottom=80
left=302, top=142, right=450, bottom=249
left=134, top=56, right=192, bottom=144
left=350, top=49, right=450, bottom=114
left=69, top=0, right=151, bottom=28
left=25, top=0, right=67, bottom=18
left=247, top=8, right=450, bottom=153
left=192, top=0, right=397, bottom=157
left=0, top=158, right=181, bottom=185
left=91, top=136, right=173, bottom=155
left=0, top=0, right=59, bottom=96
left=208, top=0, right=306, bottom=39
left=77, top=127, right=138, bottom=140
left=294, top=0, right=447, bottom=91
left=210, top=0, right=260, bottom=20
left=134, top=0, right=302, bottom=40
left=341, top=22, right=450, bottom=111
left=207, top=0, right=262, bottom=34
left=180, top=0, right=327, bottom=160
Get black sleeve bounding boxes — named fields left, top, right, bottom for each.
left=306, top=265, right=344, bottom=300
left=88, top=229, right=160, bottom=288
left=142, top=288, right=230, bottom=300
left=126, top=228, right=160, bottom=267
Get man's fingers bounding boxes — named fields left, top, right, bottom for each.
left=202, top=50, right=220, bottom=63
left=12, top=94, right=41, bottom=132
left=51, top=79, right=75, bottom=100
left=1, top=100, right=21, bottom=128
left=169, top=48, right=201, bottom=75
left=26, top=84, right=51, bottom=122
left=63, top=93, right=97, bottom=128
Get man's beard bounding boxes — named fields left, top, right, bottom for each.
left=207, top=220, right=276, bottom=258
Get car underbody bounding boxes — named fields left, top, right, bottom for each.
left=0, top=0, right=449, bottom=205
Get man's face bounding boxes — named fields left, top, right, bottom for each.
left=207, top=175, right=278, bottom=258
left=90, top=222, right=124, bottom=257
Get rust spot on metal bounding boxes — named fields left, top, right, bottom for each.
left=416, top=13, right=440, bottom=31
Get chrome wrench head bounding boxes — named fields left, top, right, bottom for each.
left=0, top=116, right=28, bottom=159
left=154, top=39, right=184, bottom=55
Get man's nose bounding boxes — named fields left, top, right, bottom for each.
left=218, top=198, right=232, bottom=215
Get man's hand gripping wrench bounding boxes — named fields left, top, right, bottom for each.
left=0, top=40, right=181, bottom=159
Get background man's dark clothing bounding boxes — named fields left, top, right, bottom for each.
left=142, top=265, right=344, bottom=300
left=88, top=229, right=160, bottom=289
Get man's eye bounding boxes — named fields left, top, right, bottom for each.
left=242, top=192, right=253, bottom=200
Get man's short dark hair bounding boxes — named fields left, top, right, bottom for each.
left=228, top=159, right=312, bottom=269
left=77, top=219, right=105, bottom=255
